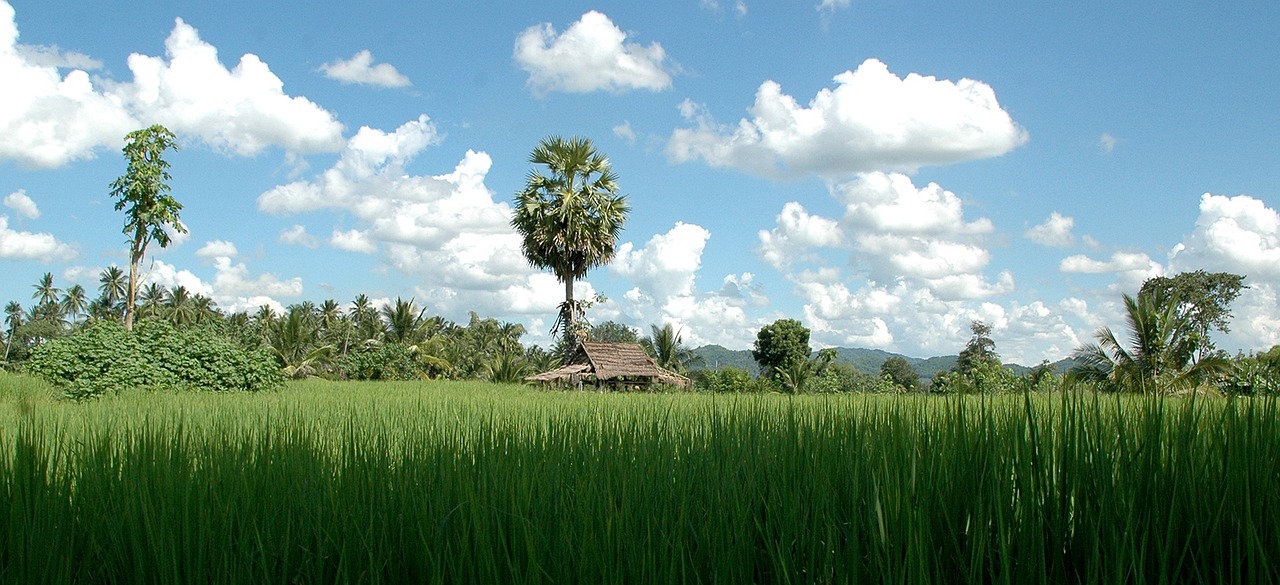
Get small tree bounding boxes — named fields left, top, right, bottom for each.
left=752, top=319, right=811, bottom=383
left=955, top=319, right=999, bottom=375
left=109, top=125, right=185, bottom=331
left=1139, top=271, right=1246, bottom=361
left=880, top=356, right=920, bottom=391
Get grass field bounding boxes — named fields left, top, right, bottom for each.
left=2, top=373, right=1278, bottom=583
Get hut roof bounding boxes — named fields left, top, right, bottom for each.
left=524, top=342, right=690, bottom=387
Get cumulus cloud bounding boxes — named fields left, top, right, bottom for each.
left=1170, top=193, right=1280, bottom=278
left=757, top=201, right=842, bottom=269
left=319, top=50, right=411, bottom=88
left=668, top=58, right=1027, bottom=177
left=515, top=10, right=674, bottom=95
left=613, top=120, right=637, bottom=144
left=0, top=215, right=76, bottom=261
left=1059, top=251, right=1160, bottom=275
left=3, top=189, right=38, bottom=218
left=144, top=252, right=303, bottom=315
left=612, top=222, right=711, bottom=299
left=195, top=239, right=238, bottom=259
left=278, top=224, right=319, bottom=248
left=0, top=3, right=344, bottom=168
left=257, top=115, right=551, bottom=320
left=1025, top=211, right=1075, bottom=247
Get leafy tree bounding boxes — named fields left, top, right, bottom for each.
left=138, top=282, right=167, bottom=320
left=1069, top=290, right=1229, bottom=393
left=1139, top=270, right=1246, bottom=361
left=752, top=319, right=812, bottom=383
left=512, top=135, right=630, bottom=361
left=267, top=304, right=333, bottom=379
left=164, top=285, right=197, bottom=326
left=879, top=356, right=920, bottom=391
left=643, top=323, right=701, bottom=373
left=590, top=320, right=640, bottom=344
left=3, top=301, right=23, bottom=363
left=956, top=319, right=1000, bottom=374
left=108, top=124, right=185, bottom=331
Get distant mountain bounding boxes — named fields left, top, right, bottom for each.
left=688, top=345, right=1079, bottom=380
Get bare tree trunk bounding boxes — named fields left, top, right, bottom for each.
left=562, top=277, right=577, bottom=363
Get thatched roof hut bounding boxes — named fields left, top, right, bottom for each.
left=525, top=342, right=690, bottom=390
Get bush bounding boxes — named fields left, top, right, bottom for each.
left=339, top=343, right=426, bottom=381
left=690, top=367, right=762, bottom=393
left=26, top=319, right=283, bottom=399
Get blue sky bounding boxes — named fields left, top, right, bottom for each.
left=2, top=0, right=1278, bottom=363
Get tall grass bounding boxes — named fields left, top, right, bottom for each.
left=2, top=373, right=1278, bottom=583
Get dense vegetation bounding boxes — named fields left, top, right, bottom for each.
left=2, top=375, right=1278, bottom=583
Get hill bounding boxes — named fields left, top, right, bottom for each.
left=689, top=345, right=1077, bottom=380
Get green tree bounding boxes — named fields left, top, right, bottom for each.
left=643, top=323, right=700, bottom=373
left=108, top=124, right=185, bottom=331
left=138, top=282, right=167, bottom=320
left=97, top=266, right=127, bottom=315
left=60, top=284, right=89, bottom=325
left=955, top=319, right=1000, bottom=375
left=32, top=272, right=61, bottom=309
left=752, top=319, right=812, bottom=383
left=1070, top=290, right=1228, bottom=394
left=590, top=320, right=640, bottom=343
left=3, top=301, right=23, bottom=363
left=1139, top=270, right=1246, bottom=361
left=879, top=356, right=920, bottom=391
left=512, top=136, right=630, bottom=361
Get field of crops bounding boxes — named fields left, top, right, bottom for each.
left=2, top=373, right=1278, bottom=584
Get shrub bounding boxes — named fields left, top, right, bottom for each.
left=26, top=319, right=283, bottom=399
left=339, top=343, right=426, bottom=381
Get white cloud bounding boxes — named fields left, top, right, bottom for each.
left=330, top=229, right=376, bottom=253
left=613, top=120, right=637, bottom=144
left=319, top=50, right=411, bottom=88
left=514, top=10, right=673, bottom=95
left=816, top=0, right=851, bottom=13
left=1025, top=211, right=1075, bottom=247
left=0, top=4, right=345, bottom=168
left=1100, top=132, right=1117, bottom=154
left=757, top=201, right=842, bottom=269
left=15, top=44, right=101, bottom=70
left=195, top=239, right=238, bottom=259
left=278, top=224, right=319, bottom=248
left=3, top=189, right=38, bottom=218
left=1059, top=251, right=1160, bottom=275
left=1170, top=193, right=1280, bottom=279
left=0, top=214, right=76, bottom=261
left=611, top=222, right=711, bottom=299
left=668, top=59, right=1027, bottom=177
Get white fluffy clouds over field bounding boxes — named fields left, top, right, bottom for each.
left=0, top=4, right=343, bottom=168
left=667, top=59, right=1027, bottom=177
left=515, top=11, right=674, bottom=95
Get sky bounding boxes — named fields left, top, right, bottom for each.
left=1, top=0, right=1278, bottom=364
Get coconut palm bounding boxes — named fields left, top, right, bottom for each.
left=381, top=297, right=430, bottom=345
left=268, top=304, right=333, bottom=379
left=3, top=301, right=24, bottom=362
left=350, top=294, right=382, bottom=347
left=164, top=285, right=197, bottom=326
left=138, top=283, right=167, bottom=319
left=1070, top=291, right=1229, bottom=393
left=98, top=266, right=127, bottom=311
left=512, top=135, right=629, bottom=361
left=643, top=323, right=700, bottom=373
left=32, top=273, right=61, bottom=309
left=60, top=284, right=89, bottom=325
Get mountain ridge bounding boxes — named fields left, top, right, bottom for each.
left=690, top=345, right=1077, bottom=379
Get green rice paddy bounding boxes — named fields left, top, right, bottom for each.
left=2, top=374, right=1277, bottom=583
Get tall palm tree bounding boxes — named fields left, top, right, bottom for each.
left=3, top=301, right=24, bottom=362
left=191, top=294, right=219, bottom=324
left=381, top=297, right=429, bottom=345
left=98, top=266, right=127, bottom=313
left=268, top=304, right=333, bottom=379
left=1070, top=291, right=1228, bottom=393
left=138, top=282, right=167, bottom=319
left=164, top=285, right=196, bottom=326
left=60, top=284, right=89, bottom=325
left=350, top=294, right=382, bottom=347
left=32, top=273, right=61, bottom=308
left=512, top=135, right=630, bottom=361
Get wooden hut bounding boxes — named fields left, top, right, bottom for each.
left=525, top=342, right=690, bottom=390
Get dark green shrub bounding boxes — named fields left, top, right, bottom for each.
left=26, top=319, right=283, bottom=399
left=340, top=343, right=426, bottom=381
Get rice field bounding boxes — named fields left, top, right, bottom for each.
left=2, top=373, right=1278, bottom=584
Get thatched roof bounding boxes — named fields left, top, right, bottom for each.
left=525, top=342, right=690, bottom=388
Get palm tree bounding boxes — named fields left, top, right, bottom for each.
left=60, top=284, right=89, bottom=325
left=98, top=266, right=127, bottom=313
left=3, top=301, right=24, bottom=363
left=32, top=273, right=61, bottom=309
left=191, top=294, right=219, bottom=324
left=381, top=297, right=429, bottom=345
left=350, top=294, right=382, bottom=347
left=164, top=285, right=196, bottom=326
left=512, top=135, right=630, bottom=361
left=138, top=282, right=167, bottom=319
left=1070, top=291, right=1228, bottom=394
left=643, top=323, right=700, bottom=373
left=268, top=304, right=333, bottom=379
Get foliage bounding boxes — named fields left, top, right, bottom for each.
left=339, top=342, right=428, bottom=381
left=642, top=323, right=701, bottom=373
left=1070, top=291, right=1229, bottom=394
left=880, top=356, right=920, bottom=391
left=1139, top=270, right=1246, bottom=360
left=689, top=366, right=757, bottom=393
left=512, top=136, right=630, bottom=360
left=589, top=320, right=640, bottom=343
left=108, top=124, right=185, bottom=331
left=25, top=319, right=282, bottom=399
left=931, top=360, right=1021, bottom=394
left=955, top=319, right=1000, bottom=375
left=751, top=319, right=811, bottom=383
